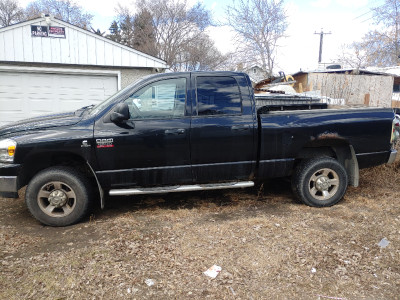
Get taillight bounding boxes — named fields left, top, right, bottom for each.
left=392, top=114, right=400, bottom=144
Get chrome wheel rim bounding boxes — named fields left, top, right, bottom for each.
left=308, top=168, right=339, bottom=201
left=37, top=181, right=76, bottom=217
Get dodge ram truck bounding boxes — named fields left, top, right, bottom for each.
left=0, top=71, right=397, bottom=226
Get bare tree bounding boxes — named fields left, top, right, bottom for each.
left=347, top=0, right=400, bottom=67
left=25, top=0, right=93, bottom=29
left=176, top=32, right=228, bottom=71
left=226, top=0, right=288, bottom=77
left=337, top=42, right=368, bottom=69
left=372, top=0, right=400, bottom=63
left=114, top=0, right=218, bottom=70
left=138, top=0, right=213, bottom=70
left=0, top=0, right=24, bottom=27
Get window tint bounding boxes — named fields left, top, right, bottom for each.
left=196, top=76, right=242, bottom=116
left=124, top=78, right=186, bottom=119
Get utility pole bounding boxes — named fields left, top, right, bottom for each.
left=314, top=29, right=331, bottom=63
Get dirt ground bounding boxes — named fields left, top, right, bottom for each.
left=1, top=160, right=399, bottom=299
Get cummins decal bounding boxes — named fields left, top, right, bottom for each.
left=96, top=138, right=114, bottom=148
left=81, top=140, right=91, bottom=148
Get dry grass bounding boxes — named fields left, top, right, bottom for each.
left=1, top=160, right=399, bottom=299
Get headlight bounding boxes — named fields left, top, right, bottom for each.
left=0, top=139, right=17, bottom=163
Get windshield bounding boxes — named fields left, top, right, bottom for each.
left=88, top=76, right=151, bottom=116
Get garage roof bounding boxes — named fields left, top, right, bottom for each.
left=0, top=16, right=167, bottom=69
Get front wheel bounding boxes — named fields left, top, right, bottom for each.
left=292, top=157, right=348, bottom=207
left=25, top=167, right=92, bottom=226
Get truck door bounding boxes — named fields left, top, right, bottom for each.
left=190, top=74, right=257, bottom=183
left=94, top=75, right=192, bottom=188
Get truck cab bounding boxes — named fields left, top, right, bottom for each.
left=93, top=72, right=257, bottom=190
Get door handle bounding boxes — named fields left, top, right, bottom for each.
left=165, top=128, right=185, bottom=135
left=231, top=125, right=250, bottom=131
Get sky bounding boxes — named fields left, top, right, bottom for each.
left=19, top=0, right=386, bottom=74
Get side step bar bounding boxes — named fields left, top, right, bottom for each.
left=109, top=181, right=255, bottom=196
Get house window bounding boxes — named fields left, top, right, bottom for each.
left=253, top=68, right=257, bottom=74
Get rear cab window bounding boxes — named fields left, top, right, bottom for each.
left=196, top=76, right=242, bottom=116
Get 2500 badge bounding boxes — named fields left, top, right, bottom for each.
left=96, top=138, right=114, bottom=148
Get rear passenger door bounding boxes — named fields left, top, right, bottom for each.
left=190, top=74, right=257, bottom=183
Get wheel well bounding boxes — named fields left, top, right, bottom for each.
left=296, top=142, right=359, bottom=187
left=19, top=152, right=94, bottom=188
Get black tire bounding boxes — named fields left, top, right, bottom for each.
left=25, top=166, right=92, bottom=226
left=291, top=157, right=348, bottom=207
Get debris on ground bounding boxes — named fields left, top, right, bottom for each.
left=145, top=279, right=155, bottom=287
left=378, top=238, right=390, bottom=248
left=204, top=265, right=222, bottom=279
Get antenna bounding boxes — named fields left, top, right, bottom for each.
left=314, top=29, right=331, bottom=63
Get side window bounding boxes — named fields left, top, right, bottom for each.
left=124, top=78, right=186, bottom=119
left=196, top=76, right=242, bottom=116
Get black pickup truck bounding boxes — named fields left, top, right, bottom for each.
left=0, top=71, right=398, bottom=226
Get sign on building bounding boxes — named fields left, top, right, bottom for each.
left=31, top=25, right=48, bottom=37
left=31, top=25, right=66, bottom=38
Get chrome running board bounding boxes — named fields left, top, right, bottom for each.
left=109, top=181, right=254, bottom=196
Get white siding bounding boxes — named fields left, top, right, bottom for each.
left=96, top=39, right=105, bottom=65
left=86, top=36, right=97, bottom=65
left=13, top=27, right=24, bottom=61
left=50, top=37, right=61, bottom=63
left=77, top=32, right=87, bottom=64
left=31, top=34, right=42, bottom=62
left=0, top=18, right=167, bottom=69
left=121, top=49, right=130, bottom=65
left=104, top=42, right=113, bottom=65
left=22, top=25, right=33, bottom=61
left=4, top=30, right=14, bottom=61
left=60, top=33, right=69, bottom=64
left=69, top=28, right=79, bottom=64
left=0, top=32, right=4, bottom=59
left=41, top=30, right=52, bottom=62
left=114, top=47, right=122, bottom=66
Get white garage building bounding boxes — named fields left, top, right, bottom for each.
left=0, top=15, right=167, bottom=126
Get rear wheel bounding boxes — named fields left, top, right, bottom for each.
left=25, top=167, right=92, bottom=226
left=292, top=157, right=348, bottom=207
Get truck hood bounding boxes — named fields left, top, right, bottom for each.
left=0, top=111, right=82, bottom=136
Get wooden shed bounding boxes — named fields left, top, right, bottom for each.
left=291, top=69, right=394, bottom=108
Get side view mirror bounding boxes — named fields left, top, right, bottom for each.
left=110, top=102, right=129, bottom=123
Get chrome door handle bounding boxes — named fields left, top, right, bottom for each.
left=231, top=125, right=250, bottom=131
left=165, top=128, right=185, bottom=135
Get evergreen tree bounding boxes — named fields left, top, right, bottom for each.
left=118, top=12, right=135, bottom=47
left=107, top=20, right=121, bottom=43
left=132, top=8, right=157, bottom=56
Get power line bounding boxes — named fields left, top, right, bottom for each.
left=354, top=9, right=373, bottom=20
left=353, top=0, right=385, bottom=21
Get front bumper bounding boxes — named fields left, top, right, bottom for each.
left=0, top=163, right=21, bottom=198
left=387, top=149, right=397, bottom=164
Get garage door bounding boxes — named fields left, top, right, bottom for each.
left=0, top=71, right=118, bottom=126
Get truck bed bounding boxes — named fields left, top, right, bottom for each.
left=256, top=107, right=395, bottom=179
